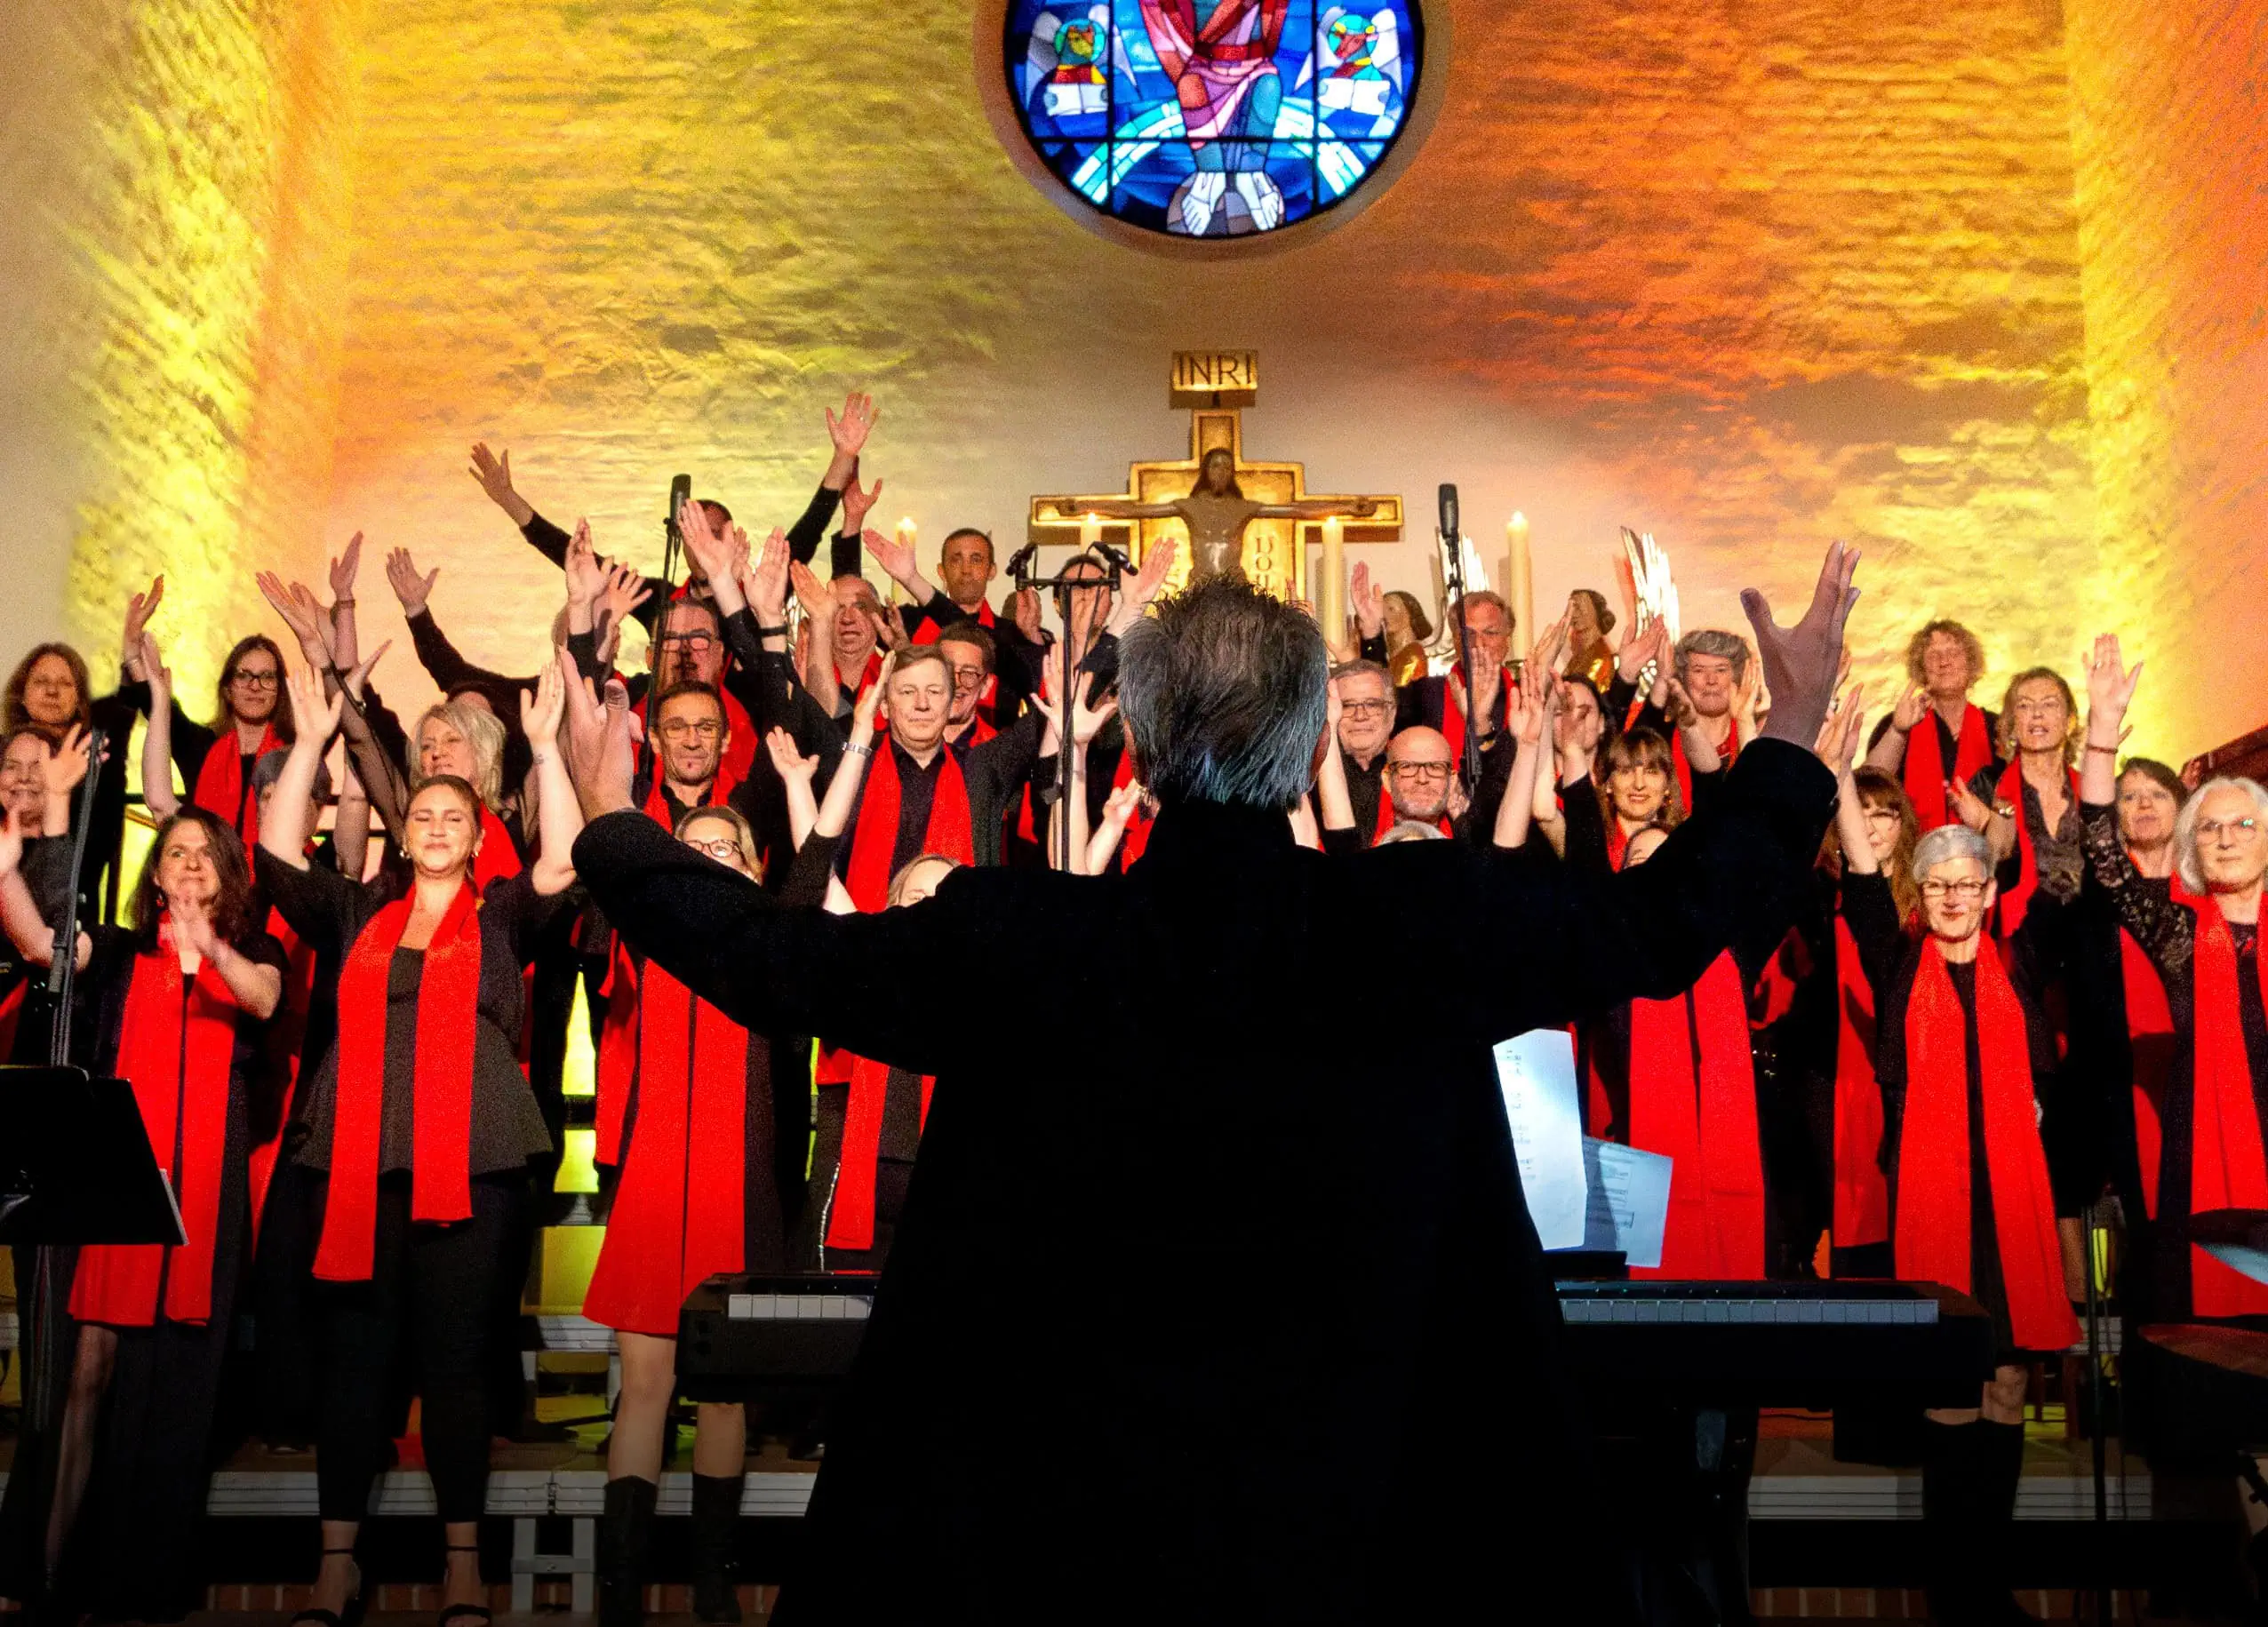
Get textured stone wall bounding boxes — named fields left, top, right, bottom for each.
left=5, top=0, right=2235, bottom=763
left=2065, top=0, right=2268, bottom=755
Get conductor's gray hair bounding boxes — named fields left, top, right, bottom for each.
left=1911, top=821, right=1992, bottom=886
left=1119, top=578, right=1330, bottom=812
left=2174, top=777, right=2268, bottom=897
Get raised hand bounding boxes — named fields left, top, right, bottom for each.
left=676, top=498, right=737, bottom=590
left=1617, top=618, right=1668, bottom=683
left=386, top=547, right=440, bottom=618
left=874, top=602, right=910, bottom=653
left=122, top=575, right=165, bottom=667
left=789, top=560, right=831, bottom=626
left=1117, top=537, right=1178, bottom=625
left=1948, top=776, right=1995, bottom=833
left=849, top=667, right=887, bottom=746
left=863, top=526, right=916, bottom=583
left=285, top=662, right=345, bottom=743
left=256, top=570, right=328, bottom=656
left=562, top=670, right=636, bottom=819
left=140, top=634, right=172, bottom=705
left=468, top=443, right=531, bottom=525
left=521, top=650, right=568, bottom=750
left=841, top=473, right=883, bottom=537
left=1032, top=668, right=1118, bottom=748
left=1891, top=683, right=1929, bottom=734
left=44, top=724, right=95, bottom=800
left=1740, top=541, right=1860, bottom=749
left=1527, top=610, right=1571, bottom=682
left=764, top=726, right=818, bottom=787
left=1350, top=561, right=1384, bottom=639
left=744, top=528, right=790, bottom=626
left=1814, top=683, right=1868, bottom=776
left=339, top=639, right=389, bottom=702
left=0, top=807, right=23, bottom=880
left=1010, top=586, right=1043, bottom=644
left=2084, top=634, right=2143, bottom=725
left=1662, top=677, right=1699, bottom=730
left=328, top=532, right=364, bottom=602
left=597, top=562, right=654, bottom=642
left=564, top=520, right=608, bottom=608
left=827, top=393, right=878, bottom=459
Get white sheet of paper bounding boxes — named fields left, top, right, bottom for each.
left=1583, top=1137, right=1673, bottom=1270
left=1492, top=1029, right=1587, bottom=1251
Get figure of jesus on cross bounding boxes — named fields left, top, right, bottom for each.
left=1046, top=449, right=1376, bottom=587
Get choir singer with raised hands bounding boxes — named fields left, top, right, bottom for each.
left=557, top=545, right=1862, bottom=1624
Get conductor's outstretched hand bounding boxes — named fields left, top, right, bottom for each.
left=1744, top=542, right=1859, bottom=752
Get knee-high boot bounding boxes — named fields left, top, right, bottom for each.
left=689, top=1473, right=746, bottom=1623
left=598, top=1476, right=657, bottom=1627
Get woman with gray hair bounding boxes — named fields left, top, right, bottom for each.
left=2078, top=637, right=2268, bottom=1326
left=1841, top=785, right=2077, bottom=1621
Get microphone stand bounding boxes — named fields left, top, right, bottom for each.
left=1012, top=547, right=1124, bottom=873
left=1440, top=526, right=1482, bottom=792
left=640, top=478, right=691, bottom=799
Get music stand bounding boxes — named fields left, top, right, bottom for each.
left=0, top=1065, right=185, bottom=1248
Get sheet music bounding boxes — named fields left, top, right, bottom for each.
left=1492, top=1029, right=1587, bottom=1250
left=1582, top=1138, right=1672, bottom=1270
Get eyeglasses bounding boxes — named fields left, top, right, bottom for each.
left=1861, top=807, right=1901, bottom=822
left=657, top=630, right=716, bottom=651
left=1340, top=698, right=1391, bottom=717
left=683, top=836, right=744, bottom=862
left=1389, top=761, right=1453, bottom=781
left=229, top=669, right=280, bottom=690
left=1920, top=879, right=1988, bottom=900
left=659, top=718, right=723, bottom=739
left=947, top=665, right=988, bottom=684
left=2198, top=817, right=2262, bottom=841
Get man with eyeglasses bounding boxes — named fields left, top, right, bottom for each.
left=1330, top=659, right=1396, bottom=841
left=641, top=683, right=737, bottom=829
left=1383, top=726, right=1465, bottom=839
left=1392, top=591, right=1514, bottom=769
left=936, top=622, right=1000, bottom=747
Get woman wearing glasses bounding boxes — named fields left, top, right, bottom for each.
left=584, top=801, right=811, bottom=1627
left=126, top=627, right=295, bottom=849
left=2080, top=638, right=2268, bottom=1330
left=1841, top=786, right=2076, bottom=1621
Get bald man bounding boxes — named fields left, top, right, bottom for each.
left=1384, top=727, right=1465, bottom=838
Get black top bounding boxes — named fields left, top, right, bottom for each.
left=1968, top=762, right=2084, bottom=913
left=257, top=852, right=562, bottom=1176
left=1866, top=706, right=2006, bottom=784
left=572, top=738, right=1836, bottom=1623
left=76, top=922, right=287, bottom=1087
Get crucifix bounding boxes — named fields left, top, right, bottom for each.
left=1027, top=351, right=1403, bottom=631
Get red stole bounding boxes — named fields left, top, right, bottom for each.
left=848, top=650, right=884, bottom=713
left=1830, top=916, right=1891, bottom=1250
left=1895, top=938, right=2080, bottom=1350
left=70, top=930, right=244, bottom=1325
left=583, top=960, right=749, bottom=1325
left=2183, top=905, right=2268, bottom=1315
left=1671, top=725, right=1737, bottom=813
left=844, top=741, right=974, bottom=913
left=827, top=1052, right=932, bottom=1254
left=316, top=881, right=483, bottom=1281
left=193, top=723, right=283, bottom=847
left=2120, top=864, right=2199, bottom=1218
left=473, top=805, right=523, bottom=894
left=249, top=905, right=321, bottom=1241
left=1441, top=665, right=1511, bottom=767
left=1902, top=704, right=1994, bottom=832
left=1625, top=950, right=1766, bottom=1280
left=1112, top=750, right=1154, bottom=867
left=1994, top=762, right=2077, bottom=938
left=641, top=766, right=739, bottom=830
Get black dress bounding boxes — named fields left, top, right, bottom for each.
left=572, top=738, right=1837, bottom=1624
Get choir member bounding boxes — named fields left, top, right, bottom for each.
left=127, top=623, right=294, bottom=849
left=0, top=802, right=284, bottom=1621
left=789, top=562, right=888, bottom=724
left=6, top=626, right=140, bottom=907
left=644, top=683, right=739, bottom=823
left=1381, top=727, right=1463, bottom=838
left=863, top=525, right=1042, bottom=723
left=1638, top=630, right=1753, bottom=810
left=1965, top=667, right=2084, bottom=945
left=256, top=658, right=584, bottom=1627
left=464, top=392, right=873, bottom=628
left=587, top=802, right=818, bottom=1627
left=1865, top=619, right=2000, bottom=831
left=1328, top=659, right=1394, bottom=843
left=934, top=621, right=1000, bottom=746
left=1393, top=590, right=1514, bottom=769
left=1842, top=815, right=2078, bottom=1622
left=2098, top=758, right=2189, bottom=1228
left=1600, top=726, right=1685, bottom=867
left=2077, top=639, right=2268, bottom=1328
left=557, top=546, right=1859, bottom=1622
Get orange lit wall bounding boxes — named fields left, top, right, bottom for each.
left=4, top=0, right=2255, bottom=761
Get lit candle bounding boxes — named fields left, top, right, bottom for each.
left=1080, top=512, right=1102, bottom=548
left=1507, top=513, right=1534, bottom=652
left=1319, top=515, right=1346, bottom=648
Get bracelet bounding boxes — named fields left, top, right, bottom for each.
left=2084, top=742, right=2120, bottom=755
left=755, top=624, right=788, bottom=639
left=843, top=742, right=873, bottom=759
left=333, top=598, right=355, bottom=609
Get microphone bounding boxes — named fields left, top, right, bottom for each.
left=1003, top=541, right=1040, bottom=586
left=666, top=473, right=692, bottom=538
left=1437, top=482, right=1459, bottom=542
left=1091, top=542, right=1136, bottom=580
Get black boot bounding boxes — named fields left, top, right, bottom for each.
left=1970, top=1420, right=2032, bottom=1624
left=690, top=1473, right=746, bottom=1622
left=1920, top=1418, right=1977, bottom=1624
left=597, top=1475, right=658, bottom=1627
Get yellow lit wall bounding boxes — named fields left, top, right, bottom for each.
left=2, top=0, right=2250, bottom=763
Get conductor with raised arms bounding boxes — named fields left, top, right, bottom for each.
left=560, top=546, right=1863, bottom=1623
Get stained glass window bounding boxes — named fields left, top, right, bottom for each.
left=1004, top=2, right=1424, bottom=239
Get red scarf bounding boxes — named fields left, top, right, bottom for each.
left=1993, top=761, right=2076, bottom=938
left=193, top=723, right=283, bottom=848
left=1671, top=725, right=1737, bottom=813
left=1112, top=750, right=1154, bottom=867
left=1441, top=664, right=1511, bottom=768
left=1607, top=815, right=1633, bottom=872
left=827, top=1052, right=932, bottom=1254
left=848, top=650, right=884, bottom=712
left=583, top=960, right=749, bottom=1328
left=844, top=739, right=974, bottom=913
left=2120, top=863, right=2200, bottom=1219
left=473, top=805, right=523, bottom=894
left=1903, top=704, right=1993, bottom=832
left=2184, top=905, right=2268, bottom=1315
left=1830, top=916, right=1891, bottom=1250
left=70, top=928, right=244, bottom=1325
left=1895, top=937, right=2080, bottom=1350
left=1625, top=950, right=1765, bottom=1280
left=316, top=880, right=483, bottom=1281
left=641, top=765, right=740, bottom=830
left=249, top=905, right=321, bottom=1242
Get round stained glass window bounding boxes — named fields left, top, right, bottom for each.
left=1003, top=2, right=1424, bottom=240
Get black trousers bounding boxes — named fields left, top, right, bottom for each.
left=253, top=1160, right=326, bottom=1443
left=314, top=1171, right=525, bottom=1524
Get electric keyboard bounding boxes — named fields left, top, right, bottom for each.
left=1555, top=1280, right=1993, bottom=1409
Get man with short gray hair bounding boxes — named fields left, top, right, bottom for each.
left=561, top=551, right=1863, bottom=1624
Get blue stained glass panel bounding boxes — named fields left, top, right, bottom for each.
left=1004, top=1, right=1423, bottom=239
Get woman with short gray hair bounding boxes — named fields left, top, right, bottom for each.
left=2080, top=637, right=2268, bottom=1326
left=1841, top=772, right=2075, bottom=1620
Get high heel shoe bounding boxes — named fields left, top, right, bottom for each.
left=289, top=1545, right=365, bottom=1627
left=435, top=1543, right=492, bottom=1627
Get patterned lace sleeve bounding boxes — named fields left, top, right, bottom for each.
left=2082, top=799, right=2191, bottom=977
